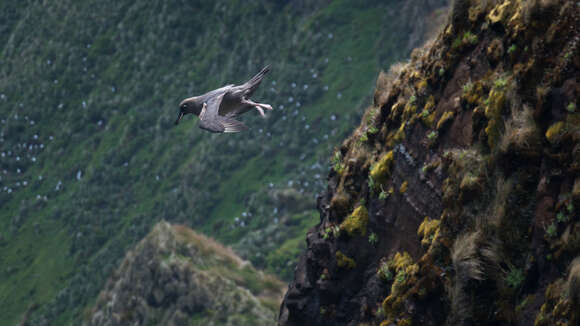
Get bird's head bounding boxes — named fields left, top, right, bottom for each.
left=175, top=97, right=200, bottom=125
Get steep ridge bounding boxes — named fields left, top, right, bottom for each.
left=82, top=221, right=284, bottom=326
left=280, top=1, right=579, bottom=325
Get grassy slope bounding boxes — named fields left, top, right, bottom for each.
left=0, top=0, right=443, bottom=324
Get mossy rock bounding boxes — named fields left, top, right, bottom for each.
left=389, top=252, right=413, bottom=273
left=394, top=122, right=407, bottom=143
left=459, top=172, right=484, bottom=200
left=403, top=103, right=417, bottom=121
left=437, top=111, right=455, bottom=130
left=545, top=121, right=566, bottom=144
left=340, top=206, right=369, bottom=236
left=397, top=318, right=412, bottom=326
left=422, top=111, right=437, bottom=128
left=487, top=1, right=512, bottom=24
left=399, top=181, right=409, bottom=193
left=382, top=294, right=404, bottom=320
left=330, top=191, right=352, bottom=220
left=487, top=38, right=504, bottom=63
left=485, top=88, right=507, bottom=148
left=417, top=217, right=440, bottom=247
left=379, top=320, right=394, bottom=326
left=370, top=151, right=394, bottom=185
left=462, top=81, right=485, bottom=105
left=415, top=78, right=428, bottom=91
left=420, top=96, right=436, bottom=128
left=336, top=251, right=356, bottom=269
left=391, top=101, right=404, bottom=120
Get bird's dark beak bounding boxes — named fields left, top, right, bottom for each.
left=175, top=111, right=184, bottom=125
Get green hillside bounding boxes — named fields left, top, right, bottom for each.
left=0, top=0, right=446, bottom=324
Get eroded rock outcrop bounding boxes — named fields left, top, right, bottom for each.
left=86, top=222, right=284, bottom=326
left=280, top=1, right=579, bottom=325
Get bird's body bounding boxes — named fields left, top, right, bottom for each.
left=176, top=65, right=272, bottom=133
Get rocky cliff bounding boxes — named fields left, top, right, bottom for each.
left=280, top=0, right=579, bottom=325
left=84, top=222, right=284, bottom=326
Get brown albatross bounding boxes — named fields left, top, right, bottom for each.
left=175, top=65, right=272, bottom=133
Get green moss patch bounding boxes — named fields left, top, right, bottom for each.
left=336, top=251, right=356, bottom=269
left=370, top=151, right=394, bottom=185
left=340, top=205, right=369, bottom=236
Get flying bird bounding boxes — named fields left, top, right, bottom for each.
left=175, top=65, right=272, bottom=133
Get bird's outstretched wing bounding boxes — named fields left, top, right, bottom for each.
left=198, top=93, right=248, bottom=133
left=229, top=65, right=271, bottom=98
left=216, top=116, right=248, bottom=133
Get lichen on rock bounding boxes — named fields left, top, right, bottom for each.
left=340, top=205, right=369, bottom=237
left=336, top=251, right=356, bottom=269
left=417, top=217, right=440, bottom=247
left=370, top=151, right=394, bottom=186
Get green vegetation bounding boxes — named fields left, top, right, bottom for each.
left=368, top=232, right=379, bottom=245
left=395, top=270, right=408, bottom=283
left=336, top=250, right=356, bottom=269
left=545, top=121, right=566, bottom=144
left=378, top=262, right=393, bottom=281
left=462, top=82, right=474, bottom=93
left=437, top=111, right=455, bottom=130
left=546, top=223, right=558, bottom=238
left=505, top=267, right=525, bottom=288
left=463, top=32, right=478, bottom=44
left=368, top=175, right=376, bottom=189
left=332, top=151, right=346, bottom=175
left=399, top=181, right=409, bottom=193
left=494, top=76, right=509, bottom=88
left=556, top=211, right=569, bottom=223
left=86, top=222, right=284, bottom=325
left=427, top=131, right=438, bottom=140
left=340, top=206, right=369, bottom=236
left=360, top=132, right=369, bottom=142
left=417, top=217, right=439, bottom=247
left=370, top=151, right=394, bottom=185
left=322, top=225, right=340, bottom=240
left=379, top=188, right=389, bottom=200
left=323, top=227, right=332, bottom=239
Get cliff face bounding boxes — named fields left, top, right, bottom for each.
left=84, top=222, right=285, bottom=326
left=280, top=1, right=579, bottom=325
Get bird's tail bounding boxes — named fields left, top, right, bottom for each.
left=244, top=65, right=271, bottom=96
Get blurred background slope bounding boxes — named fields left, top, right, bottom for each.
left=0, top=0, right=447, bottom=324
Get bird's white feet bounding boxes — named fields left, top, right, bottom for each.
left=242, top=98, right=272, bottom=117
left=255, top=104, right=272, bottom=117
left=260, top=104, right=273, bottom=111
